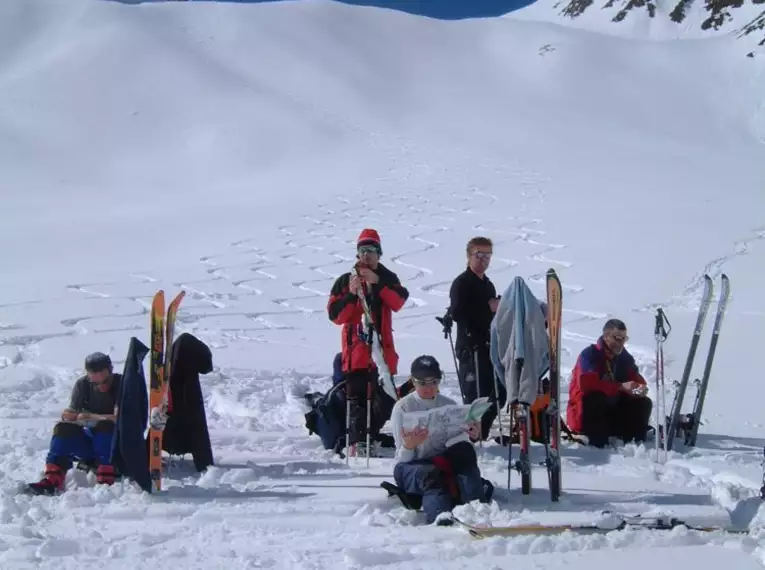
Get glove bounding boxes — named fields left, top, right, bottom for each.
left=149, top=404, right=168, bottom=430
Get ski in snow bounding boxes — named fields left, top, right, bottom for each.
left=666, top=275, right=713, bottom=451
left=353, top=266, right=398, bottom=402
left=545, top=268, right=562, bottom=501
left=148, top=290, right=185, bottom=491
left=685, top=274, right=729, bottom=447
left=453, top=512, right=749, bottom=538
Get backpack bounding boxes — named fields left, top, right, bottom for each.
left=508, top=377, right=584, bottom=445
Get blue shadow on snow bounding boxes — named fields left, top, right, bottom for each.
left=108, top=0, right=536, bottom=20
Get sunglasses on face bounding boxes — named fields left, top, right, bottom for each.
left=358, top=245, right=379, bottom=255
left=471, top=251, right=492, bottom=261
left=413, top=377, right=441, bottom=387
left=608, top=334, right=628, bottom=344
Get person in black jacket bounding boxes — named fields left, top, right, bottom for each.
left=449, top=236, right=506, bottom=440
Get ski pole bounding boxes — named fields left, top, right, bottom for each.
left=436, top=311, right=464, bottom=402
left=474, top=349, right=483, bottom=449
left=653, top=308, right=670, bottom=463
left=366, top=374, right=373, bottom=467
left=345, top=395, right=351, bottom=465
left=493, top=372, right=504, bottom=445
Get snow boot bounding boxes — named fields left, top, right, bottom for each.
left=434, top=512, right=455, bottom=527
left=381, top=481, right=423, bottom=510
left=26, top=463, right=65, bottom=495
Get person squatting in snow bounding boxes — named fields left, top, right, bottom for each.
left=566, top=318, right=652, bottom=448
left=28, top=352, right=121, bottom=495
left=327, top=228, right=409, bottom=456
left=448, top=236, right=506, bottom=440
left=391, top=355, right=492, bottom=525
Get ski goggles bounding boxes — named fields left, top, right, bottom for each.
left=412, top=376, right=441, bottom=387
left=357, top=245, right=380, bottom=255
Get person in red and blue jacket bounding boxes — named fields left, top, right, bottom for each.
left=566, top=319, right=652, bottom=447
left=327, top=228, right=409, bottom=453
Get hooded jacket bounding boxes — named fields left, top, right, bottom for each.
left=162, top=332, right=214, bottom=472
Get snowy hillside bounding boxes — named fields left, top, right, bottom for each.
left=1, top=0, right=765, bottom=568
left=511, top=0, right=765, bottom=53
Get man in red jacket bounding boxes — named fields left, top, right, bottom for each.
left=327, top=229, right=409, bottom=454
left=566, top=319, right=652, bottom=448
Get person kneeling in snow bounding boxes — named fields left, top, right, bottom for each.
left=566, top=319, right=652, bottom=448
left=27, top=352, right=121, bottom=495
left=389, top=355, right=492, bottom=526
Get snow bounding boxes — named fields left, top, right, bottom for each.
left=1, top=0, right=765, bottom=567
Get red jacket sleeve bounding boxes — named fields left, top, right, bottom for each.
left=379, top=284, right=407, bottom=312
left=576, top=351, right=621, bottom=397
left=377, top=271, right=408, bottom=312
left=328, top=274, right=362, bottom=324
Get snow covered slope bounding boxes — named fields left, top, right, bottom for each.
left=1, top=0, right=764, bottom=568
left=511, top=0, right=765, bottom=54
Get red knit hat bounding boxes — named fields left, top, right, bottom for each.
left=357, top=228, right=382, bottom=255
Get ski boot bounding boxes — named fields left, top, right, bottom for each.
left=26, top=464, right=66, bottom=496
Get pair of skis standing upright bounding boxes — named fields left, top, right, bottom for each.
left=148, top=290, right=186, bottom=491
left=654, top=274, right=730, bottom=462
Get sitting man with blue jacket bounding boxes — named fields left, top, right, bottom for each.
left=389, top=355, right=492, bottom=526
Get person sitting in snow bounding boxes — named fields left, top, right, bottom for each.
left=566, top=319, right=652, bottom=448
left=389, top=355, right=492, bottom=526
left=27, top=352, right=122, bottom=495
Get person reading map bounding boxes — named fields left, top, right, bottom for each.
left=389, top=355, right=493, bottom=525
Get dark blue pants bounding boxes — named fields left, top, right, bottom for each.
left=393, top=442, right=486, bottom=523
left=46, top=421, right=114, bottom=469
